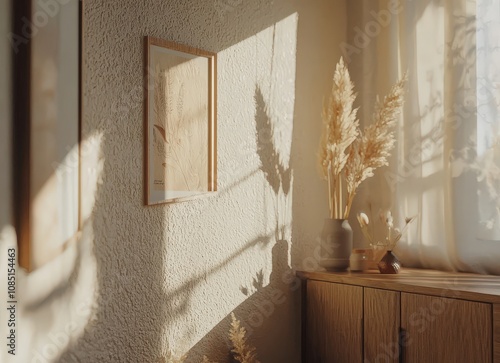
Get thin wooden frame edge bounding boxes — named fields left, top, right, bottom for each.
left=146, top=36, right=217, bottom=59
left=209, top=52, right=218, bottom=192
left=143, top=36, right=150, bottom=206
left=143, top=36, right=217, bottom=206
left=12, top=0, right=32, bottom=271
left=78, top=0, right=83, bottom=232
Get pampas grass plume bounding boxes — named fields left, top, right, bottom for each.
left=229, top=313, right=260, bottom=363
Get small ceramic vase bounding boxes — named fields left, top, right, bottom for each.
left=377, top=250, right=401, bottom=274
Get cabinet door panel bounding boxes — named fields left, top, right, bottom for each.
left=306, top=281, right=363, bottom=363
left=364, top=288, right=400, bottom=363
left=494, top=304, right=500, bottom=363
left=401, top=293, right=491, bottom=363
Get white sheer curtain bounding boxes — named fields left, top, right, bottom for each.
left=345, top=0, right=500, bottom=274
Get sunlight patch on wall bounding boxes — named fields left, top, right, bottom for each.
left=32, top=143, right=79, bottom=267
left=80, top=132, right=105, bottom=222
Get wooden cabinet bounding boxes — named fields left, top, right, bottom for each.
left=306, top=281, right=363, bottom=363
left=401, top=293, right=491, bottom=363
left=298, top=269, right=500, bottom=363
left=364, top=288, right=400, bottom=363
left=494, top=304, right=500, bottom=362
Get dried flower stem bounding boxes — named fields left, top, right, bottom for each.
left=343, top=191, right=355, bottom=219
left=388, top=215, right=417, bottom=249
left=328, top=165, right=333, bottom=218
left=357, top=211, right=417, bottom=250
left=338, top=176, right=343, bottom=219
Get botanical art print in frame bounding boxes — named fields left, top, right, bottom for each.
left=144, top=37, right=217, bottom=205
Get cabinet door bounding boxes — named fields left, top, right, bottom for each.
left=306, top=281, right=363, bottom=363
left=494, top=304, right=500, bottom=363
left=401, top=293, right=491, bottom=363
left=364, top=288, right=400, bottom=363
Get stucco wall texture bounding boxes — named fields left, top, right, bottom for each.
left=0, top=1, right=346, bottom=362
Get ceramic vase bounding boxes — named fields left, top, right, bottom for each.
left=377, top=250, right=401, bottom=274
left=319, top=218, right=353, bottom=271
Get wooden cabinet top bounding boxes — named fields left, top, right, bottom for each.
left=297, top=268, right=500, bottom=304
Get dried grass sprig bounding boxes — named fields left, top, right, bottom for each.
left=344, top=74, right=407, bottom=218
left=229, top=313, right=260, bottom=363
left=162, top=313, right=258, bottom=363
left=357, top=211, right=417, bottom=251
left=319, top=57, right=359, bottom=218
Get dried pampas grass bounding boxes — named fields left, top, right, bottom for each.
left=318, top=58, right=407, bottom=218
left=319, top=57, right=359, bottom=218
left=163, top=313, right=257, bottom=363
left=229, top=313, right=260, bottom=363
left=344, top=74, right=407, bottom=217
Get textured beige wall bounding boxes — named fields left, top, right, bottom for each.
left=1, top=1, right=346, bottom=362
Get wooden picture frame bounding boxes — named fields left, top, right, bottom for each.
left=144, top=36, right=217, bottom=205
left=12, top=0, right=82, bottom=271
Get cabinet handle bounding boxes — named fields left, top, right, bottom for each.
left=399, top=328, right=406, bottom=363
